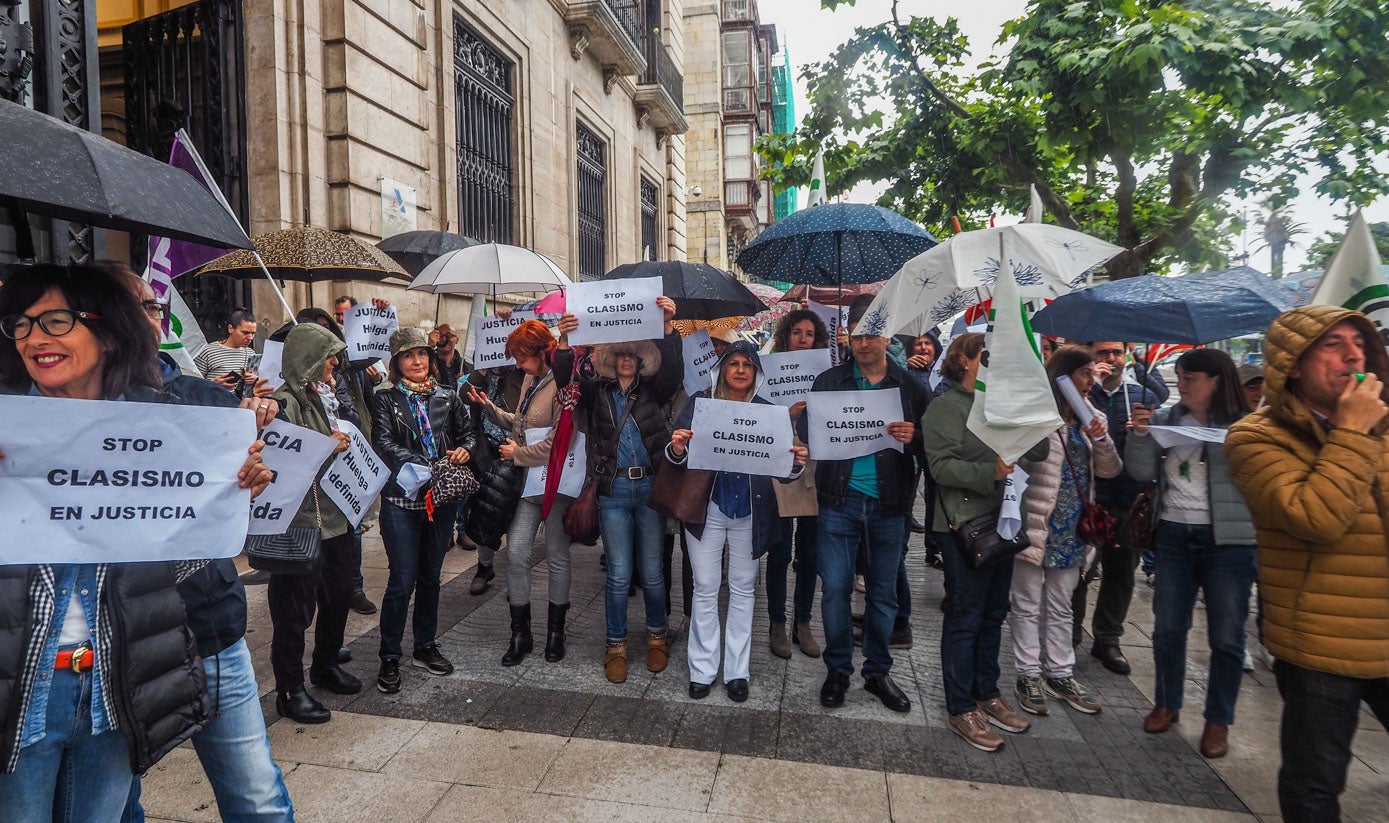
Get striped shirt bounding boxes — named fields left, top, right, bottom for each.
left=193, top=342, right=252, bottom=382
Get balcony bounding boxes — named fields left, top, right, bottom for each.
left=725, top=179, right=762, bottom=231
left=633, top=40, right=688, bottom=136
left=564, top=0, right=646, bottom=89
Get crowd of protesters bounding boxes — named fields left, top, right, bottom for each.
left=0, top=263, right=1384, bottom=823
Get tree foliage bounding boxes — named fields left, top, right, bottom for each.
left=1304, top=220, right=1389, bottom=270
left=759, top=0, right=1389, bottom=277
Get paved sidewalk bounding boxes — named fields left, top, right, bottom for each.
left=138, top=520, right=1388, bottom=822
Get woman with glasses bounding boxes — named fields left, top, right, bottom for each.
left=0, top=264, right=272, bottom=820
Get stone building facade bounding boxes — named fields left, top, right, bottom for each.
left=80, top=0, right=690, bottom=340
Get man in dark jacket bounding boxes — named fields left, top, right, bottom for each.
left=1080, top=341, right=1166, bottom=675
left=797, top=299, right=929, bottom=715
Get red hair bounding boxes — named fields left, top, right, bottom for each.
left=505, top=319, right=556, bottom=363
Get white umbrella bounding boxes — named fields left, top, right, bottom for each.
left=858, top=224, right=1125, bottom=337
left=407, top=243, right=573, bottom=295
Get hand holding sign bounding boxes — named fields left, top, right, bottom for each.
left=343, top=302, right=399, bottom=361
left=566, top=277, right=664, bottom=345
left=687, top=398, right=795, bottom=477
left=804, top=389, right=905, bottom=461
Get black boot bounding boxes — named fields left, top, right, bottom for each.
left=276, top=688, right=330, bottom=724
left=501, top=603, right=533, bottom=666
left=544, top=602, right=570, bottom=662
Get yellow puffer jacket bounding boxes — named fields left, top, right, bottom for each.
left=1225, top=305, right=1389, bottom=679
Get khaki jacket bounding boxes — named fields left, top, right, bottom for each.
left=1225, top=305, right=1389, bottom=679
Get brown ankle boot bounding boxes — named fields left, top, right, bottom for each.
left=1143, top=706, right=1180, bottom=733
left=604, top=641, right=628, bottom=683
left=646, top=631, right=670, bottom=673
left=1200, top=721, right=1229, bottom=758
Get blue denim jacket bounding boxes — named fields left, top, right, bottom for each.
left=22, top=564, right=112, bottom=747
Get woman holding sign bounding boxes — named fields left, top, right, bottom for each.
left=370, top=328, right=485, bottom=695
left=1125, top=349, right=1254, bottom=758
left=664, top=341, right=808, bottom=702
left=0, top=264, right=272, bottom=819
left=467, top=320, right=574, bottom=666
left=265, top=323, right=359, bottom=724
left=554, top=297, right=682, bottom=683
left=1012, top=346, right=1121, bottom=720
left=767, top=309, right=831, bottom=659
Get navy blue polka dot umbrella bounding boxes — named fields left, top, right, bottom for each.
left=735, top=204, right=938, bottom=291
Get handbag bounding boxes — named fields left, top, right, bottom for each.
left=943, top=494, right=1029, bottom=569
left=245, top=485, right=323, bottom=575
left=648, top=459, right=715, bottom=523
left=564, top=384, right=638, bottom=544
left=1062, top=433, right=1118, bottom=549
left=1120, top=486, right=1158, bottom=551
left=428, top=458, right=479, bottom=506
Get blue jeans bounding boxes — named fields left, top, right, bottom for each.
left=767, top=516, right=817, bottom=625
left=379, top=500, right=456, bottom=661
left=939, top=530, right=1014, bottom=716
left=123, top=638, right=293, bottom=823
left=0, top=668, right=133, bottom=823
left=599, top=477, right=667, bottom=640
left=1152, top=521, right=1256, bottom=725
left=818, top=491, right=905, bottom=678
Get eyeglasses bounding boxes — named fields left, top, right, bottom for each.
left=1093, top=348, right=1125, bottom=358
left=0, top=309, right=103, bottom=340
left=140, top=300, right=171, bottom=321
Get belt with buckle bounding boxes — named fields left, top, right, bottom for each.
left=624, top=466, right=652, bottom=480
left=55, top=643, right=94, bottom=673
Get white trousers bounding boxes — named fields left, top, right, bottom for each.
left=1009, top=560, right=1081, bottom=679
left=685, top=503, right=759, bottom=686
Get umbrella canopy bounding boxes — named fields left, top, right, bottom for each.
left=859, top=224, right=1125, bottom=337
left=602, top=261, right=766, bottom=321
left=1030, top=266, right=1296, bottom=344
left=743, top=282, right=785, bottom=305
left=0, top=100, right=252, bottom=250
left=735, top=203, right=938, bottom=286
left=780, top=282, right=884, bottom=306
left=408, top=243, right=572, bottom=295
left=198, top=227, right=409, bottom=282
left=376, top=230, right=480, bottom=276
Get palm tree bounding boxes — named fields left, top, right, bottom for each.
left=1259, top=208, right=1306, bottom=278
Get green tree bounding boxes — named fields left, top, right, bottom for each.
left=761, top=0, right=1389, bottom=278
left=1304, top=219, right=1389, bottom=270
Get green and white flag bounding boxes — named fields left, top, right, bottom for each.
left=1311, top=210, right=1389, bottom=334
left=966, top=260, right=1062, bottom=464
left=144, top=266, right=206, bottom=377
left=806, top=149, right=827, bottom=208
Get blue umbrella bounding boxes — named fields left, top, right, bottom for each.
left=735, top=203, right=938, bottom=287
left=1030, top=266, right=1295, bottom=344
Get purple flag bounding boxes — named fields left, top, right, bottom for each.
left=153, top=132, right=235, bottom=279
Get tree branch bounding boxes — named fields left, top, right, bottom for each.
left=1111, top=149, right=1140, bottom=248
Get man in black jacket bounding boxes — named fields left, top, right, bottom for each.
left=797, top=298, right=929, bottom=715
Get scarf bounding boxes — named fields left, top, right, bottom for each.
left=397, top=377, right=439, bottom=460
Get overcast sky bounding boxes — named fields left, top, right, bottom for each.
left=756, top=0, right=1387, bottom=273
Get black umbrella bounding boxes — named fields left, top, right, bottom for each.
left=376, top=230, right=480, bottom=276
left=602, top=261, right=766, bottom=321
left=0, top=100, right=252, bottom=250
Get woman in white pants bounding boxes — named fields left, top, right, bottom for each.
left=1013, top=346, right=1122, bottom=717
left=665, top=341, right=806, bottom=703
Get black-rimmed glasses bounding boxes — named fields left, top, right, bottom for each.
left=141, top=300, right=171, bottom=321
left=0, top=309, right=103, bottom=340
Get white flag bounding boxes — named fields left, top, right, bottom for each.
left=806, top=150, right=827, bottom=208
left=1024, top=184, right=1044, bottom=224
left=1310, top=211, right=1389, bottom=335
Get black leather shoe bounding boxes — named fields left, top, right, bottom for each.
left=820, top=670, right=850, bottom=708
left=1091, top=643, right=1132, bottom=676
left=909, top=516, right=927, bottom=534
left=865, top=674, right=912, bottom=713
left=276, top=689, right=330, bottom=724
left=689, top=681, right=712, bottom=700
left=725, top=678, right=749, bottom=703
left=308, top=663, right=363, bottom=695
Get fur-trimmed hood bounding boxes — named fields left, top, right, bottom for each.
left=590, top=339, right=661, bottom=380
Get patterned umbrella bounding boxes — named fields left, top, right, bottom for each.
left=672, top=316, right=744, bottom=337
left=744, top=282, right=785, bottom=305
left=736, top=300, right=797, bottom=332
left=198, top=227, right=410, bottom=283
left=780, top=282, right=884, bottom=305
left=735, top=203, right=938, bottom=287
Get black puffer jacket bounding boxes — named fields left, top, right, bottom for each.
left=370, top=384, right=487, bottom=500
left=553, top=331, right=683, bottom=495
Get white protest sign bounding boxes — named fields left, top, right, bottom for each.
left=247, top=418, right=340, bottom=536
left=997, top=465, right=1029, bottom=541
left=318, top=420, right=389, bottom=527
left=343, top=303, right=399, bottom=361
left=566, top=276, right=664, bottom=345
left=470, top=310, right=537, bottom=369
left=804, top=389, right=904, bottom=461
left=521, top=427, right=587, bottom=498
left=258, top=340, right=285, bottom=391
left=0, top=396, right=255, bottom=564
left=1054, top=375, right=1095, bottom=427
left=760, top=348, right=832, bottom=406
left=687, top=398, right=795, bottom=477
left=682, top=329, right=718, bottom=396
left=808, top=300, right=849, bottom=366
left=1147, top=426, right=1228, bottom=448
